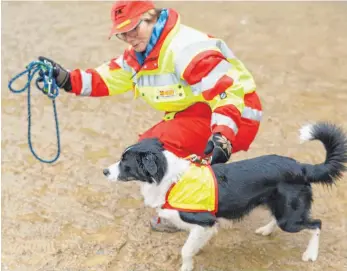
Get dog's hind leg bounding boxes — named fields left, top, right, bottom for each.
left=276, top=217, right=321, bottom=261
left=270, top=184, right=321, bottom=261
left=301, top=219, right=321, bottom=262
left=273, top=204, right=322, bottom=261
left=180, top=225, right=217, bottom=271
left=255, top=217, right=277, bottom=236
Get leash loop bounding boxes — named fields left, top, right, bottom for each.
left=8, top=60, right=61, bottom=164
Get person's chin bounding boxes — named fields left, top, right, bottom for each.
left=133, top=43, right=146, bottom=52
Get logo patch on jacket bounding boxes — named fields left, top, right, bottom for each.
left=159, top=89, right=175, bottom=98
left=162, top=164, right=218, bottom=213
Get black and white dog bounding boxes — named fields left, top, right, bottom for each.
left=103, top=122, right=347, bottom=271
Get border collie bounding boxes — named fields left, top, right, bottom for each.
left=103, top=122, right=347, bottom=271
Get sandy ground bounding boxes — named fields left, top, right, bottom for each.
left=1, top=1, right=347, bottom=271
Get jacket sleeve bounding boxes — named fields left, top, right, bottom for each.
left=179, top=48, right=256, bottom=144
left=68, top=55, right=134, bottom=97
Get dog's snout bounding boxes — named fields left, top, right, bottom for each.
left=103, top=168, right=110, bottom=177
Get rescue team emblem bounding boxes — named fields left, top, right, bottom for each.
left=159, top=89, right=175, bottom=98
left=114, top=6, right=124, bottom=18
left=115, top=9, right=122, bottom=16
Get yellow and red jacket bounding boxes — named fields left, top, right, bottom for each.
left=68, top=9, right=262, bottom=144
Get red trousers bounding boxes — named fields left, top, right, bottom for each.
left=138, top=98, right=261, bottom=158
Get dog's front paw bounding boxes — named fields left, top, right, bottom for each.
left=302, top=247, right=318, bottom=262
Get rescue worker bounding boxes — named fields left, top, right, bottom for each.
left=38, top=0, right=262, bottom=232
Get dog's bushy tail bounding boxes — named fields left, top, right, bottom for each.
left=300, top=122, right=347, bottom=184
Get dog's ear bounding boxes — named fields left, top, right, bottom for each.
left=142, top=153, right=158, bottom=176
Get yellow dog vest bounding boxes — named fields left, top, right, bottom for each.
left=162, top=163, right=218, bottom=214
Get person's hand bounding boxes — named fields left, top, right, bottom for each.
left=204, top=133, right=232, bottom=165
left=38, top=56, right=71, bottom=91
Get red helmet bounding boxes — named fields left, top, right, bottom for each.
left=109, top=0, right=155, bottom=38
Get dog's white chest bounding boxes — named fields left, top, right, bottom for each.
left=141, top=183, right=166, bottom=208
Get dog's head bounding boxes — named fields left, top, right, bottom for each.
left=103, top=138, right=167, bottom=184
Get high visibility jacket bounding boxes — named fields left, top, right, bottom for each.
left=162, top=163, right=218, bottom=213
left=68, top=8, right=262, bottom=144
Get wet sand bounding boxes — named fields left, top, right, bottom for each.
left=2, top=1, right=347, bottom=271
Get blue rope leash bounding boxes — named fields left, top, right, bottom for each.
left=8, top=60, right=61, bottom=164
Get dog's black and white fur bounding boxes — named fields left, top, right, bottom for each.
left=103, top=122, right=347, bottom=271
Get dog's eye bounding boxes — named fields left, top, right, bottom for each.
left=124, top=166, right=131, bottom=172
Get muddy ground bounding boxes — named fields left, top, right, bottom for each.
left=1, top=1, right=347, bottom=271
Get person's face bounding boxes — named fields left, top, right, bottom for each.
left=116, top=19, right=156, bottom=52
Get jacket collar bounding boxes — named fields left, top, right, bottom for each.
left=135, top=8, right=169, bottom=65
left=124, top=8, right=180, bottom=71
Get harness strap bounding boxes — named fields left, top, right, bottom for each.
left=184, top=154, right=210, bottom=165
